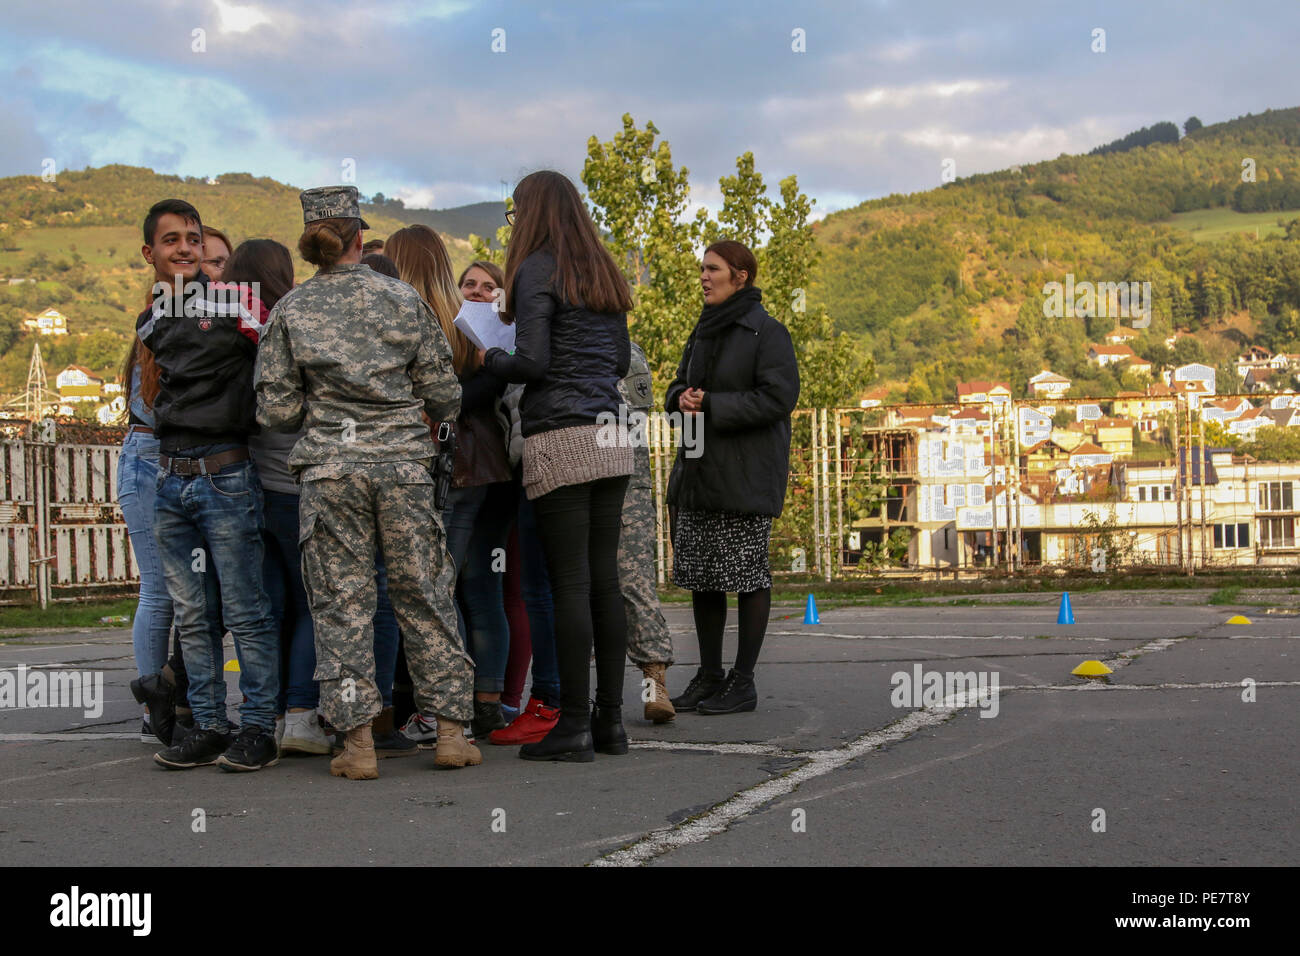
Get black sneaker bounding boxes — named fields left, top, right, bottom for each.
left=154, top=727, right=232, bottom=770
left=215, top=727, right=280, bottom=772
left=471, top=700, right=508, bottom=739
left=696, top=669, right=757, bottom=715
left=670, top=667, right=727, bottom=712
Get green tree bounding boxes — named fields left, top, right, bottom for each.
left=582, top=114, right=706, bottom=391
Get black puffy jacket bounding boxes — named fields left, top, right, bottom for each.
left=483, top=250, right=630, bottom=436
left=665, top=296, right=800, bottom=517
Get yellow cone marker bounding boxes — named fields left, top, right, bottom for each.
left=223, top=659, right=240, bottom=672
left=1225, top=615, right=1251, bottom=625
left=1071, top=659, right=1113, bottom=678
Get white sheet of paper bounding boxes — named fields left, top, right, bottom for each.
left=453, top=299, right=515, bottom=354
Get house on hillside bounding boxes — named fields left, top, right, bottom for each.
left=1075, top=403, right=1102, bottom=422
left=1017, top=405, right=1053, bottom=447
left=55, top=365, right=104, bottom=402
left=1244, top=366, right=1282, bottom=393
left=96, top=396, right=126, bottom=426
left=1022, top=439, right=1071, bottom=475
left=1087, top=343, right=1140, bottom=367
left=1125, top=354, right=1154, bottom=377
left=858, top=385, right=890, bottom=409
left=1267, top=392, right=1300, bottom=410
left=1104, top=327, right=1140, bottom=346
left=1227, top=406, right=1269, bottom=441
left=1028, top=369, right=1071, bottom=400
left=956, top=380, right=1011, bottom=408
left=1093, top=416, right=1135, bottom=458
left=948, top=406, right=992, bottom=437
left=1171, top=362, right=1216, bottom=395
left=1069, top=441, right=1114, bottom=469
left=24, top=308, right=69, bottom=336
left=1264, top=406, right=1300, bottom=428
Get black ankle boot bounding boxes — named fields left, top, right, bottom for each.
left=130, top=668, right=178, bottom=746
left=696, top=669, right=757, bottom=715
left=670, top=667, right=727, bottom=712
left=519, top=711, right=595, bottom=762
left=591, top=704, right=628, bottom=755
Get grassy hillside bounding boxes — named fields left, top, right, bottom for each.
left=0, top=166, right=473, bottom=398
left=810, top=107, right=1300, bottom=403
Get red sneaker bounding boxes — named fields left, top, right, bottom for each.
left=488, top=697, right=560, bottom=745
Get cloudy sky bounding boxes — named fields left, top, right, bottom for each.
left=3, top=0, right=1296, bottom=217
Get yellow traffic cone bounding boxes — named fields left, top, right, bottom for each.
left=1071, top=660, right=1112, bottom=678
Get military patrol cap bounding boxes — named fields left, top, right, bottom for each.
left=299, top=185, right=371, bottom=229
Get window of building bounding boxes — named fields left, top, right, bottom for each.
left=1259, top=517, right=1294, bottom=549
left=1214, top=523, right=1252, bottom=549
left=1258, top=481, right=1294, bottom=512
left=1163, top=485, right=1173, bottom=501
left=1137, top=486, right=1147, bottom=502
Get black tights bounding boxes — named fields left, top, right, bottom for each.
left=531, top=475, right=629, bottom=717
left=691, top=588, right=771, bottom=677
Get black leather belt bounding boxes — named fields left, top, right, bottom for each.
left=160, top=447, right=250, bottom=476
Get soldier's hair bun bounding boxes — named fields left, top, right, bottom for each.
left=299, top=218, right=360, bottom=270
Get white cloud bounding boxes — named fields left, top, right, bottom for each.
left=214, top=0, right=271, bottom=34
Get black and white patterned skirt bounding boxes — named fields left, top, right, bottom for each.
left=671, top=509, right=773, bottom=593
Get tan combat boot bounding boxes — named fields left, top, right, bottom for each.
left=641, top=662, right=676, bottom=724
left=329, top=724, right=379, bottom=780
left=434, top=716, right=482, bottom=768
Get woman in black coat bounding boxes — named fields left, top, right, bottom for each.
left=665, top=240, right=800, bottom=714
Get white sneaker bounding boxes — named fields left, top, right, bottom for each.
left=400, top=712, right=439, bottom=745
left=280, top=709, right=331, bottom=755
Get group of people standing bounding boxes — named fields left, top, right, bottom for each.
left=118, top=169, right=799, bottom=779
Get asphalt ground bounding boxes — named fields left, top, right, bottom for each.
left=0, top=598, right=1296, bottom=868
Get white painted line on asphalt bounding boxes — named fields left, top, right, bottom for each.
left=0, top=733, right=141, bottom=741
left=1000, top=680, right=1300, bottom=691
left=628, top=740, right=800, bottom=757
left=765, top=631, right=1049, bottom=640
left=0, top=755, right=145, bottom=787
left=592, top=706, right=959, bottom=867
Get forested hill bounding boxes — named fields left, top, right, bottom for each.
left=0, top=166, right=471, bottom=400
left=810, top=107, right=1300, bottom=403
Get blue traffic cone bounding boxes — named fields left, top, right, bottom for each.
left=1057, top=592, right=1075, bottom=625
left=804, top=592, right=820, bottom=625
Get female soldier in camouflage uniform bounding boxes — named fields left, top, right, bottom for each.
left=255, top=185, right=478, bottom=779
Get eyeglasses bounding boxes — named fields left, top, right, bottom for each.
left=505, top=209, right=516, bottom=225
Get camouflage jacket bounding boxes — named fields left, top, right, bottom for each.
left=617, top=341, right=654, bottom=412
left=255, top=262, right=460, bottom=473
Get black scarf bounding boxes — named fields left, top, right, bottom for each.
left=687, top=285, right=762, bottom=389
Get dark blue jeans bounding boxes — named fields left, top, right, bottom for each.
left=153, top=457, right=279, bottom=732
left=516, top=480, right=560, bottom=704
left=446, top=481, right=515, bottom=693
left=263, top=489, right=317, bottom=712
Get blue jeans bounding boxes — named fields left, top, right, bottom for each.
left=153, top=457, right=280, bottom=732
left=373, top=550, right=399, bottom=708
left=456, top=481, right=514, bottom=693
left=263, top=490, right=317, bottom=712
left=517, top=480, right=560, bottom=703
left=118, top=430, right=172, bottom=679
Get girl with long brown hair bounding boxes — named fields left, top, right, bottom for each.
left=482, top=170, right=635, bottom=762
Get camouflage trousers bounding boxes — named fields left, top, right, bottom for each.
left=620, top=446, right=674, bottom=665
left=299, top=461, right=474, bottom=731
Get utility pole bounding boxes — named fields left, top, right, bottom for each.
left=1198, top=409, right=1209, bottom=568
left=1172, top=398, right=1184, bottom=571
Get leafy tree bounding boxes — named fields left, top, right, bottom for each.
left=582, top=114, right=706, bottom=392
left=1184, top=116, right=1203, bottom=135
